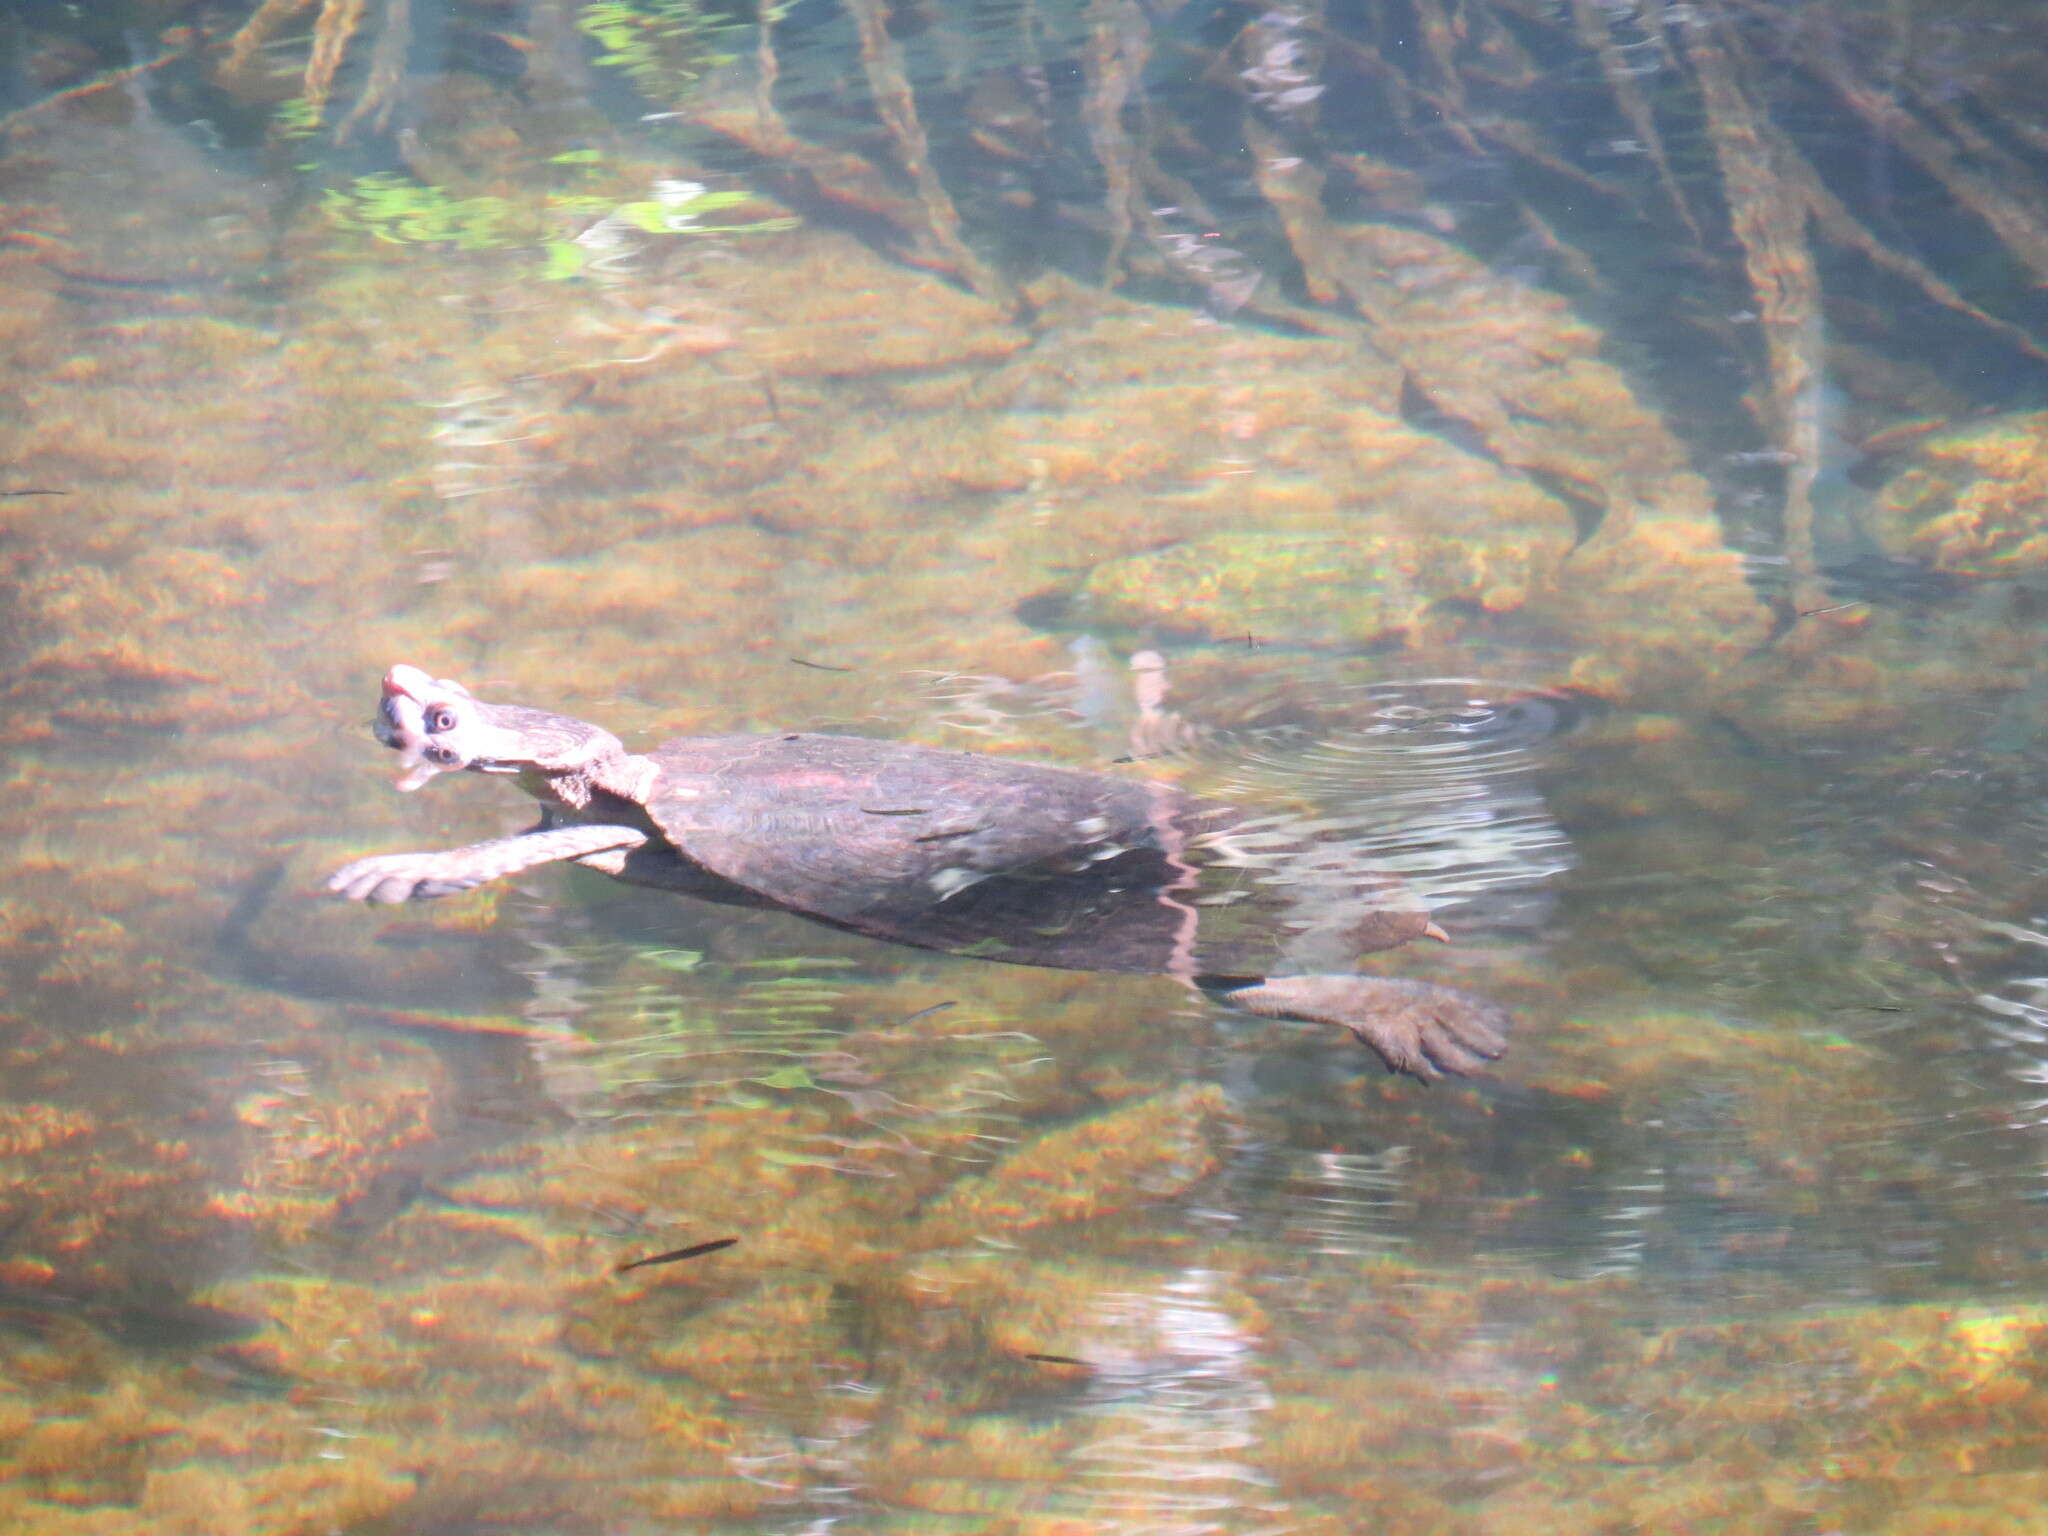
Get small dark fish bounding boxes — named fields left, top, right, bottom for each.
left=55, top=267, right=222, bottom=294
left=1398, top=372, right=1498, bottom=465
left=0, top=489, right=65, bottom=497
left=0, top=1282, right=265, bottom=1350
left=1521, top=465, right=1609, bottom=546
left=897, top=1001, right=957, bottom=1025
left=443, top=23, right=532, bottom=83
left=616, top=1236, right=739, bottom=1274
left=913, top=826, right=982, bottom=843
left=1817, top=555, right=1963, bottom=608
left=1024, top=1352, right=1091, bottom=1366
left=860, top=807, right=928, bottom=816
left=188, top=1348, right=296, bottom=1396
left=789, top=658, right=855, bottom=673
left=103, top=1299, right=266, bottom=1349
left=331, top=1167, right=428, bottom=1238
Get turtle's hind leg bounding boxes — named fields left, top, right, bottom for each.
left=1204, top=975, right=1510, bottom=1081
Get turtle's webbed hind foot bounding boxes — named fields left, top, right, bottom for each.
left=1215, top=975, right=1510, bottom=1081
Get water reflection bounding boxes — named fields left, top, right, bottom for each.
left=1059, top=1274, right=1283, bottom=1536
left=922, top=650, right=1580, bottom=930
left=8, top=0, right=2048, bottom=1527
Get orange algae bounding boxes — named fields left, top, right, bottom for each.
left=870, top=1409, right=1073, bottom=1486
left=912, top=1083, right=1234, bottom=1246
left=1872, top=409, right=2048, bottom=576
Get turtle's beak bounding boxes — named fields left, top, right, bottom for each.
left=375, top=665, right=456, bottom=791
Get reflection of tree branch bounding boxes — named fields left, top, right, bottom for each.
left=1569, top=0, right=1703, bottom=242
left=1080, top=0, right=1148, bottom=287
left=0, top=42, right=184, bottom=137
left=1775, top=125, right=2048, bottom=365
left=222, top=0, right=323, bottom=88
left=1788, top=10, right=2048, bottom=290
left=754, top=0, right=786, bottom=134
left=337, top=0, right=410, bottom=142
left=305, top=0, right=372, bottom=124
left=1684, top=5, right=1827, bottom=609
left=842, top=0, right=1019, bottom=310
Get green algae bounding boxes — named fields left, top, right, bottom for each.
left=577, top=0, right=740, bottom=96
left=320, top=167, right=796, bottom=281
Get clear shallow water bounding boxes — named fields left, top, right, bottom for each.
left=5, top=0, right=2048, bottom=1530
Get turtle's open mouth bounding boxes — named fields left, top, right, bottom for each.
left=373, top=691, right=413, bottom=753
left=377, top=665, right=461, bottom=791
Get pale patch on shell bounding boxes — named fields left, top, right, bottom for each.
left=929, top=867, right=985, bottom=900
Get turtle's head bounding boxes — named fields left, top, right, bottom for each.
left=375, top=664, right=626, bottom=792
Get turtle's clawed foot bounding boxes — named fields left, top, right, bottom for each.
left=326, top=852, right=484, bottom=904
left=1215, top=975, right=1511, bottom=1081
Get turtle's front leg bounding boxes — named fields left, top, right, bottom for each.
left=326, top=824, right=649, bottom=903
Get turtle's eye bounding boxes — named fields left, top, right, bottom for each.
left=426, top=707, right=459, bottom=733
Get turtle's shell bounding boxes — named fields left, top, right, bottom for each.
left=638, top=733, right=1433, bottom=982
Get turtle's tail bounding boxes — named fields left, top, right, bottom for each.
left=1204, top=974, right=1510, bottom=1081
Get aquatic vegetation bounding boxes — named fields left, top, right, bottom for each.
left=25, top=0, right=2048, bottom=527
left=577, top=0, right=739, bottom=97
left=321, top=168, right=793, bottom=275
left=541, top=176, right=796, bottom=281
left=549, top=946, right=1062, bottom=1185
left=207, top=0, right=751, bottom=144
left=321, top=172, right=520, bottom=251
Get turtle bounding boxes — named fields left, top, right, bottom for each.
left=325, top=665, right=1514, bottom=1078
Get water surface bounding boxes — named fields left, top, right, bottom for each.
left=4, top=0, right=2048, bottom=1529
